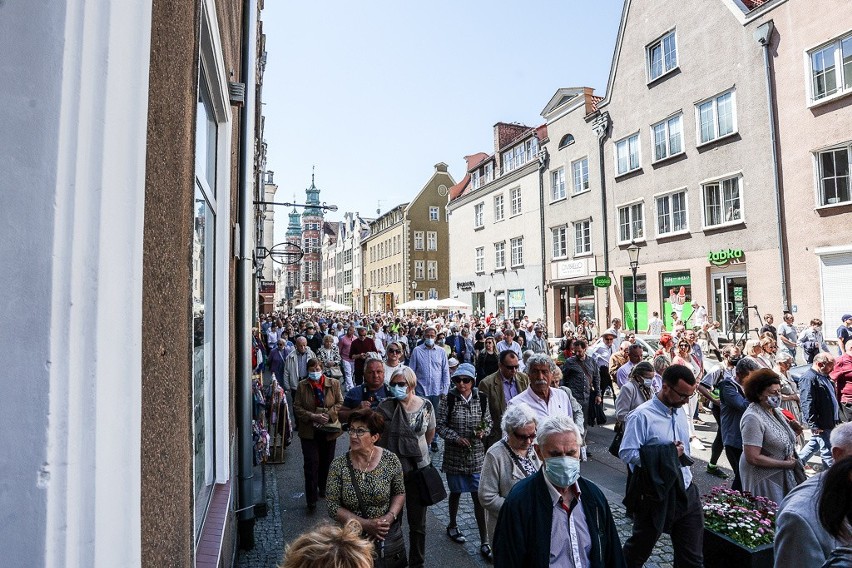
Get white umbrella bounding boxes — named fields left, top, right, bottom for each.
left=396, top=299, right=427, bottom=310
left=436, top=298, right=471, bottom=309
left=294, top=300, right=322, bottom=310
left=324, top=300, right=352, bottom=312
left=421, top=298, right=441, bottom=310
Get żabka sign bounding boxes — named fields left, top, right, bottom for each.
left=708, top=248, right=744, bottom=267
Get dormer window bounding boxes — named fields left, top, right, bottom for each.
left=502, top=138, right=539, bottom=174
left=471, top=162, right=495, bottom=190
left=558, top=134, right=575, bottom=149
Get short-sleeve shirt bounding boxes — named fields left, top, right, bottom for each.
left=326, top=449, right=405, bottom=520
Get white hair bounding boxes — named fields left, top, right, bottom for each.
left=775, top=351, right=793, bottom=365
left=830, top=422, right=852, bottom=453
left=526, top=353, right=552, bottom=370
left=501, top=402, right=538, bottom=435
left=535, top=415, right=582, bottom=448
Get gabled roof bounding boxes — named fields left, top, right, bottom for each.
left=540, top=88, right=586, bottom=119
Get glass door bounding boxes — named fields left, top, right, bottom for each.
left=712, top=274, right=748, bottom=335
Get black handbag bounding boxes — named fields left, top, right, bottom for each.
left=588, top=396, right=608, bottom=426
left=608, top=422, right=624, bottom=458
left=346, top=454, right=407, bottom=568
left=407, top=463, right=447, bottom=506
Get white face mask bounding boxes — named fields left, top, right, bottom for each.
left=643, top=379, right=654, bottom=388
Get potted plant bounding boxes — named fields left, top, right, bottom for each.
left=702, top=487, right=776, bottom=568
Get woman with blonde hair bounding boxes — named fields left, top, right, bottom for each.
left=743, top=339, right=770, bottom=369
left=280, top=520, right=373, bottom=568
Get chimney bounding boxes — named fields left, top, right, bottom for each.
left=434, top=162, right=448, bottom=173
left=266, top=170, right=275, bottom=184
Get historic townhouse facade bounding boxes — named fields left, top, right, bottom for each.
left=363, top=204, right=409, bottom=312
left=300, top=174, right=324, bottom=300
left=593, top=0, right=780, bottom=334
left=540, top=88, right=607, bottom=333
left=448, top=124, right=547, bottom=320
left=320, top=221, right=340, bottom=304
left=739, top=0, right=852, bottom=330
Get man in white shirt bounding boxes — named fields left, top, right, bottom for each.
left=646, top=311, right=664, bottom=335
left=509, top=354, right=575, bottom=423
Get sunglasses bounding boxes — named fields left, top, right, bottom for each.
left=452, top=377, right=474, bottom=384
left=512, top=431, right=536, bottom=442
left=389, top=382, right=408, bottom=388
left=387, top=349, right=402, bottom=354
left=503, top=365, right=519, bottom=370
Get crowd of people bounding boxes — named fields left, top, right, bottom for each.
left=251, top=308, right=852, bottom=568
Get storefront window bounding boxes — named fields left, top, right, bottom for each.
left=508, top=289, right=526, bottom=318
left=622, top=274, right=647, bottom=332
left=661, top=271, right=693, bottom=329
left=471, top=292, right=485, bottom=317
left=559, top=284, right=596, bottom=327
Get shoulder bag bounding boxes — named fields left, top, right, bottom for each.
left=407, top=462, right=447, bottom=506
left=608, top=421, right=624, bottom=458
left=346, top=453, right=407, bottom=568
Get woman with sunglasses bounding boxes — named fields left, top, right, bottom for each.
left=383, top=341, right=405, bottom=385
left=375, top=367, right=436, bottom=568
left=326, top=408, right=407, bottom=566
left=477, top=402, right=540, bottom=563
left=436, top=363, right=492, bottom=557
left=476, top=336, right=499, bottom=382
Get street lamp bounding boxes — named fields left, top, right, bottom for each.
left=627, top=240, right=640, bottom=333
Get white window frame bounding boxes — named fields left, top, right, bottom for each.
left=695, top=89, right=737, bottom=146
left=475, top=247, right=485, bottom=273
left=414, top=260, right=425, bottom=280
left=495, top=241, right=506, bottom=270
left=552, top=226, right=568, bottom=260
left=510, top=187, right=522, bottom=216
left=807, top=32, right=852, bottom=105
left=510, top=237, right=524, bottom=267
left=814, top=143, right=852, bottom=207
left=415, top=291, right=425, bottom=300
left=429, top=206, right=439, bottom=221
left=573, top=219, right=592, bottom=256
left=701, top=173, right=744, bottom=229
left=413, top=231, right=424, bottom=250
left=651, top=113, right=684, bottom=163
left=494, top=194, right=505, bottom=222
left=427, top=260, right=438, bottom=280
left=551, top=167, right=566, bottom=201
left=614, top=133, right=641, bottom=176
left=571, top=157, right=590, bottom=195
left=647, top=29, right=678, bottom=83
left=617, top=201, right=645, bottom=244
left=426, top=231, right=437, bottom=251
left=655, top=189, right=689, bottom=237
left=474, top=202, right=484, bottom=228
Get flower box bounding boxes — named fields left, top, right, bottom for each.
left=703, top=527, right=774, bottom=568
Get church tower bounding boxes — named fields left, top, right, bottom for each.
left=284, top=204, right=302, bottom=303
left=301, top=168, right=323, bottom=301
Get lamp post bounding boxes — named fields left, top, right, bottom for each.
left=627, top=240, right=640, bottom=333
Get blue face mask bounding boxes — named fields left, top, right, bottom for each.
left=307, top=371, right=322, bottom=382
left=390, top=385, right=408, bottom=400
left=424, top=338, right=435, bottom=347
left=543, top=456, right=581, bottom=488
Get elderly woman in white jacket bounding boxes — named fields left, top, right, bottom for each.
left=476, top=402, right=541, bottom=562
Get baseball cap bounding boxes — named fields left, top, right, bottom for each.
left=842, top=314, right=852, bottom=322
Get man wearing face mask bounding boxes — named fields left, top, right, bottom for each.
left=619, top=364, right=704, bottom=568
left=409, top=326, right=450, bottom=452
left=493, top=415, right=625, bottom=568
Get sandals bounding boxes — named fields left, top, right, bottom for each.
left=446, top=526, right=466, bottom=543
left=480, top=543, right=493, bottom=562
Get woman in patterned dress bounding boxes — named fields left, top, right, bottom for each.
left=739, top=369, right=804, bottom=504
left=326, top=408, right=406, bottom=566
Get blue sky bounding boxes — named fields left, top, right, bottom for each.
left=264, top=1, right=624, bottom=242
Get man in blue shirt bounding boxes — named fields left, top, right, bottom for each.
left=619, top=364, right=702, bottom=568
left=339, top=357, right=389, bottom=423
left=408, top=326, right=450, bottom=451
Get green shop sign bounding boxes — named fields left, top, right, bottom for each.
left=593, top=275, right=612, bottom=288
left=708, top=248, right=744, bottom=267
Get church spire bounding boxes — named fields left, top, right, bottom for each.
left=303, top=166, right=322, bottom=216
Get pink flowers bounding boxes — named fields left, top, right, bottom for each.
left=702, top=486, right=777, bottom=548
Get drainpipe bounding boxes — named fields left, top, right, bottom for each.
left=593, top=112, right=612, bottom=325
left=537, top=147, right=550, bottom=331
left=237, top=0, right=258, bottom=548
left=755, top=21, right=789, bottom=311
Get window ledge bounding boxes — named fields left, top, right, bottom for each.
left=651, top=151, right=685, bottom=166
left=550, top=196, right=567, bottom=205
left=572, top=188, right=592, bottom=198
left=657, top=229, right=690, bottom=239
left=474, top=225, right=484, bottom=231
left=509, top=213, right=522, bottom=219
left=494, top=218, right=505, bottom=223
left=552, top=255, right=569, bottom=261
left=511, top=264, right=525, bottom=270
left=573, top=252, right=593, bottom=258
left=647, top=65, right=680, bottom=87
left=475, top=270, right=485, bottom=275
left=494, top=267, right=506, bottom=273
left=815, top=200, right=852, bottom=211
left=808, top=89, right=852, bottom=110
left=617, top=238, right=646, bottom=246
left=615, top=168, right=643, bottom=180
left=195, top=480, right=231, bottom=568
left=696, top=131, right=738, bottom=149
left=702, top=219, right=745, bottom=231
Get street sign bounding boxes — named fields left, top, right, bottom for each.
left=593, top=275, right=612, bottom=288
